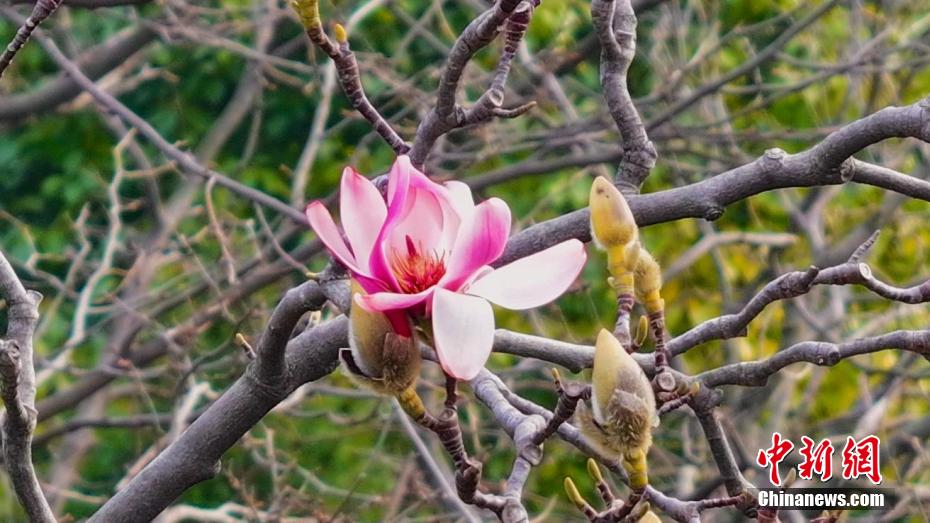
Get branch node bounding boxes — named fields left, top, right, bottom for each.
left=702, top=205, right=724, bottom=221
left=761, top=147, right=787, bottom=171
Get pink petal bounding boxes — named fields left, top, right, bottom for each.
left=386, top=186, right=445, bottom=254
left=371, top=156, right=465, bottom=289
left=438, top=181, right=472, bottom=251
left=444, top=181, right=475, bottom=217
left=369, top=158, right=414, bottom=289
left=386, top=155, right=414, bottom=203
left=440, top=198, right=511, bottom=291
left=306, top=201, right=361, bottom=273
left=357, top=288, right=433, bottom=312
left=432, top=288, right=494, bottom=380
left=466, top=240, right=587, bottom=310
left=354, top=273, right=390, bottom=295
left=340, top=167, right=387, bottom=272
left=392, top=159, right=462, bottom=253
left=406, top=157, right=443, bottom=190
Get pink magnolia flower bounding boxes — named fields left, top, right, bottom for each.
left=306, top=156, right=586, bottom=380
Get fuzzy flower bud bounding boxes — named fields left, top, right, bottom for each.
left=590, top=176, right=637, bottom=249
left=633, top=248, right=663, bottom=314
left=590, top=177, right=641, bottom=294
left=578, top=329, right=657, bottom=488
left=343, top=280, right=420, bottom=395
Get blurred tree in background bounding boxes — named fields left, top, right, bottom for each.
left=0, top=0, right=929, bottom=520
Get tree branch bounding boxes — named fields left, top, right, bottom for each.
left=496, top=98, right=930, bottom=266
left=590, top=0, right=655, bottom=193
left=699, top=330, right=930, bottom=388
left=408, top=0, right=524, bottom=165
left=669, top=262, right=930, bottom=357
left=6, top=0, right=150, bottom=6
left=88, top=316, right=349, bottom=522
left=0, top=0, right=63, bottom=78
left=292, top=0, right=410, bottom=155
left=0, top=25, right=157, bottom=121
left=0, top=250, right=55, bottom=523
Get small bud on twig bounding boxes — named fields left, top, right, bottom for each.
left=333, top=23, right=347, bottom=43
left=235, top=333, right=256, bottom=360
left=632, top=315, right=649, bottom=352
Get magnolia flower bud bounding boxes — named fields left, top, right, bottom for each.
left=633, top=248, right=663, bottom=314
left=590, top=177, right=642, bottom=294
left=578, top=330, right=656, bottom=488
left=343, top=280, right=420, bottom=395
left=590, top=176, right=637, bottom=249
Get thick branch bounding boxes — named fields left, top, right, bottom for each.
left=253, top=280, right=328, bottom=383
left=0, top=251, right=55, bottom=523
left=496, top=98, right=930, bottom=266
left=699, top=330, right=930, bottom=388
left=0, top=0, right=63, bottom=78
left=88, top=316, right=349, bottom=522
left=669, top=262, right=930, bottom=357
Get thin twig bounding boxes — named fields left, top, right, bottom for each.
left=0, top=0, right=63, bottom=78
left=590, top=0, right=656, bottom=193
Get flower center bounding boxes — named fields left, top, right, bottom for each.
left=391, top=236, right=446, bottom=294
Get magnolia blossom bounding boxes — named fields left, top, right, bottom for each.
left=307, top=156, right=586, bottom=380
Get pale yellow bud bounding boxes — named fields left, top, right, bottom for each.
left=633, top=248, right=663, bottom=313
left=590, top=176, right=638, bottom=249
left=591, top=330, right=655, bottom=425
left=563, top=477, right=587, bottom=509
left=586, top=458, right=603, bottom=483
left=578, top=330, right=656, bottom=473
left=638, top=509, right=662, bottom=523
left=333, top=23, right=347, bottom=43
